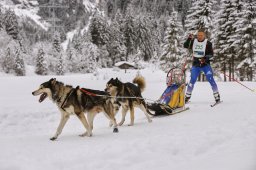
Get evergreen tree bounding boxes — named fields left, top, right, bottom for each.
left=107, top=10, right=126, bottom=65
left=158, top=15, right=168, bottom=43
left=98, top=45, right=110, bottom=67
left=227, top=0, right=244, bottom=79
left=185, top=0, right=217, bottom=38
left=79, top=42, right=100, bottom=73
left=133, top=49, right=143, bottom=69
left=122, top=11, right=136, bottom=61
left=215, top=0, right=233, bottom=81
left=215, top=0, right=243, bottom=81
left=160, top=11, right=185, bottom=72
left=82, top=25, right=93, bottom=43
left=178, top=0, right=191, bottom=27
left=87, top=42, right=100, bottom=73
left=89, top=14, right=110, bottom=47
left=53, top=32, right=62, bottom=53
left=151, top=50, right=160, bottom=68
left=14, top=48, right=25, bottom=76
left=56, top=54, right=65, bottom=75
left=2, top=47, right=14, bottom=74
left=0, top=8, right=3, bottom=30
left=66, top=40, right=77, bottom=72
left=134, top=14, right=157, bottom=61
left=4, top=10, right=19, bottom=40
left=72, top=30, right=83, bottom=53
left=35, top=48, right=48, bottom=75
left=237, top=0, right=256, bottom=80
left=49, top=32, right=63, bottom=74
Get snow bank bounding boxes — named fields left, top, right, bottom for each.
left=114, top=61, right=135, bottom=67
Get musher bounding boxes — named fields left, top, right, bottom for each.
left=184, top=28, right=220, bottom=103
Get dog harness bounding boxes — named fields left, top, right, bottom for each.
left=60, top=88, right=75, bottom=111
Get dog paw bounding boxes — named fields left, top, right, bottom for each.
left=113, top=127, right=119, bottom=133
left=118, top=122, right=124, bottom=126
left=79, top=132, right=87, bottom=137
left=79, top=132, right=92, bottom=137
left=128, top=123, right=134, bottom=126
left=50, top=137, right=57, bottom=141
left=109, top=122, right=113, bottom=127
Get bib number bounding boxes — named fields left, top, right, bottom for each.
left=195, top=45, right=203, bottom=50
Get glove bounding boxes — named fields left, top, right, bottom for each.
left=188, top=34, right=194, bottom=39
left=199, top=57, right=206, bottom=64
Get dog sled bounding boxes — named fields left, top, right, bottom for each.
left=147, top=67, right=189, bottom=116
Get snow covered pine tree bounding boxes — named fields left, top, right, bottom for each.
left=13, top=48, right=25, bottom=76
left=160, top=11, right=184, bottom=72
left=35, top=48, right=48, bottom=75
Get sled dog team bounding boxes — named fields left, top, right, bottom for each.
left=32, top=29, right=221, bottom=140
left=32, top=76, right=152, bottom=140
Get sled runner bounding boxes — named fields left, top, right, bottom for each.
left=147, top=67, right=189, bottom=116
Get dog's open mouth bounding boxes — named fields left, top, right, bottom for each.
left=39, top=93, right=47, bottom=103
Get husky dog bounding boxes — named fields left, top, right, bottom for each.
left=32, top=78, right=119, bottom=141
left=105, top=76, right=152, bottom=126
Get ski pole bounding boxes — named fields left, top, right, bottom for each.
left=222, top=72, right=256, bottom=92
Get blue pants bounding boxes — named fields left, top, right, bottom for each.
left=186, top=65, right=219, bottom=96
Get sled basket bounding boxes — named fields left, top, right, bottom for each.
left=147, top=67, right=187, bottom=116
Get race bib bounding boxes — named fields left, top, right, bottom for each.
left=193, top=39, right=207, bottom=58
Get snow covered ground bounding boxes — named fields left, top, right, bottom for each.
left=0, top=68, right=256, bottom=170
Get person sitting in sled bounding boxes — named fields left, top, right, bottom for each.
left=184, top=28, right=220, bottom=103
left=147, top=68, right=186, bottom=116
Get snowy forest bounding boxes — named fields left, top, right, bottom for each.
left=0, top=0, right=255, bottom=81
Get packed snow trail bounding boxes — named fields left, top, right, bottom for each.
left=0, top=68, right=256, bottom=170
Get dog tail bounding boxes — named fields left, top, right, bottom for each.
left=133, top=75, right=146, bottom=92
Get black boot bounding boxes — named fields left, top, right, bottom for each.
left=185, top=92, right=191, bottom=103
left=185, top=96, right=190, bottom=103
left=214, top=92, right=220, bottom=102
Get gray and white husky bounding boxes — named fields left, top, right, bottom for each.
left=32, top=78, right=119, bottom=141
left=105, top=76, right=152, bottom=126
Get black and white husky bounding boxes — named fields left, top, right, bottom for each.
left=32, top=78, right=119, bottom=141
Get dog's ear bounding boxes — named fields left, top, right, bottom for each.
left=115, top=78, right=118, bottom=84
left=115, top=78, right=121, bottom=85
left=75, top=86, right=80, bottom=90
left=107, top=78, right=113, bottom=84
left=51, top=78, right=56, bottom=85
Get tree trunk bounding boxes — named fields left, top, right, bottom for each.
left=239, top=69, right=243, bottom=81
left=224, top=62, right=226, bottom=82
left=249, top=67, right=253, bottom=81
left=229, top=60, right=232, bottom=81
left=231, top=56, right=235, bottom=81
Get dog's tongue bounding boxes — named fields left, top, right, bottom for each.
left=39, top=93, right=47, bottom=103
